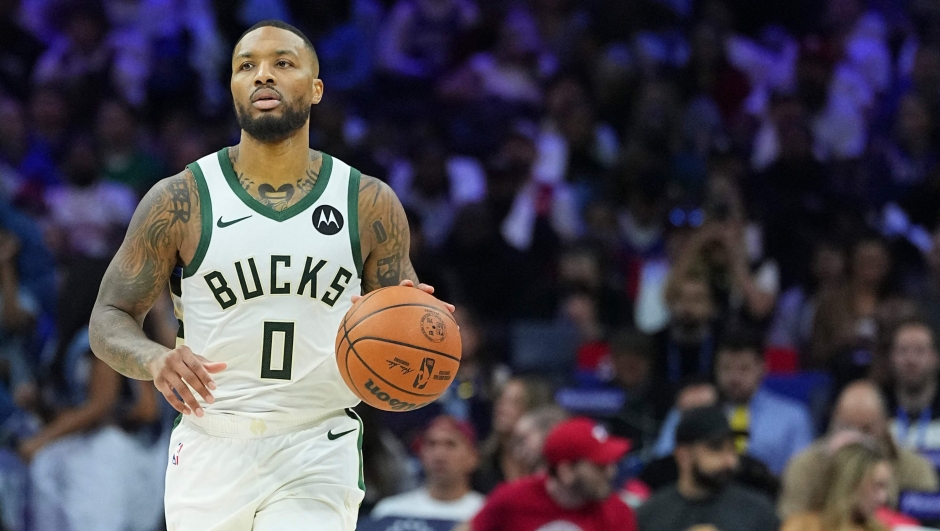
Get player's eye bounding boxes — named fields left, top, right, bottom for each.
left=276, top=60, right=291, bottom=68
left=239, top=62, right=253, bottom=71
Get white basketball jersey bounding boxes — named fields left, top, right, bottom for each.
left=171, top=148, right=361, bottom=420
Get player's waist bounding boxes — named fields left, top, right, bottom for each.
left=182, top=409, right=347, bottom=439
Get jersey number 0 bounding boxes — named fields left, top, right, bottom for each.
left=261, top=321, right=294, bottom=380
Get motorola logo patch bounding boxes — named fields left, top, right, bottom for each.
left=312, top=205, right=344, bottom=235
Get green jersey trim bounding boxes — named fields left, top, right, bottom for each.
left=348, top=168, right=363, bottom=278
left=345, top=408, right=366, bottom=492
left=216, top=148, right=333, bottom=223
left=182, top=162, right=213, bottom=278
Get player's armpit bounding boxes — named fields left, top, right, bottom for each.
left=358, top=175, right=419, bottom=293
left=90, top=170, right=199, bottom=380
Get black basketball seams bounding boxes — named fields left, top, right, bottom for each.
left=345, top=302, right=458, bottom=335
left=349, top=336, right=460, bottom=363
left=347, top=343, right=441, bottom=398
left=342, top=340, right=368, bottom=402
left=336, top=315, right=365, bottom=400
left=343, top=288, right=383, bottom=324
left=344, top=351, right=366, bottom=401
left=339, top=312, right=367, bottom=401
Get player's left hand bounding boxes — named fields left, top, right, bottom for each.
left=352, top=280, right=456, bottom=313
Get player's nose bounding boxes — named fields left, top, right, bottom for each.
left=253, top=62, right=276, bottom=86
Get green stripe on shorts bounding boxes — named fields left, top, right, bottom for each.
left=345, top=408, right=365, bottom=492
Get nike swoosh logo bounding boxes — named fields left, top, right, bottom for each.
left=327, top=428, right=356, bottom=441
left=216, top=215, right=252, bottom=228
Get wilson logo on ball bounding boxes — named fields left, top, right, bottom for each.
left=364, top=379, right=427, bottom=411
left=420, top=312, right=446, bottom=343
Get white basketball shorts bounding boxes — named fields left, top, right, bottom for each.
left=164, top=409, right=365, bottom=531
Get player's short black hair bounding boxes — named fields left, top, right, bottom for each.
left=235, top=19, right=318, bottom=66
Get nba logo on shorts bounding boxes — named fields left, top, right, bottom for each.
left=172, top=443, right=184, bottom=466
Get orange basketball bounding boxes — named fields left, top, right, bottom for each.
left=335, top=286, right=461, bottom=412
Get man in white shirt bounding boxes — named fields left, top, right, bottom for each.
left=371, top=415, right=484, bottom=522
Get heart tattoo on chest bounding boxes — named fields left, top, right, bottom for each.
left=258, top=183, right=295, bottom=203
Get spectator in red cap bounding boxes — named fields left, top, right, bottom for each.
left=371, top=415, right=484, bottom=522
left=464, top=417, right=638, bottom=531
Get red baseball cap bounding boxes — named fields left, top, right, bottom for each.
left=542, top=417, right=631, bottom=467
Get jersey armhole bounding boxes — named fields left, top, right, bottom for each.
left=348, top=168, right=363, bottom=279
left=182, top=163, right=213, bottom=278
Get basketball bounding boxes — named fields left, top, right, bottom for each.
left=335, top=286, right=461, bottom=412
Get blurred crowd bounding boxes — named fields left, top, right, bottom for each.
left=2, top=0, right=940, bottom=529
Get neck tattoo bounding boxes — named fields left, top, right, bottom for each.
left=228, top=147, right=322, bottom=212
left=258, top=183, right=295, bottom=211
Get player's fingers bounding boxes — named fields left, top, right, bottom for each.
left=409, top=281, right=451, bottom=311
left=203, top=362, right=227, bottom=374
left=165, top=373, right=204, bottom=417
left=152, top=376, right=173, bottom=397
left=176, top=361, right=215, bottom=404
left=416, top=283, right=435, bottom=295
left=191, top=355, right=225, bottom=390
left=350, top=294, right=362, bottom=304
left=398, top=279, right=415, bottom=288
left=163, top=391, right=190, bottom=415
left=155, top=378, right=190, bottom=415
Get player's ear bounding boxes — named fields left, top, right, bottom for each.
left=311, top=79, right=324, bottom=105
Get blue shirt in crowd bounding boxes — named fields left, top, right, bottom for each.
left=654, top=388, right=814, bottom=475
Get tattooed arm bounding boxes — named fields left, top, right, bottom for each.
left=90, top=170, right=223, bottom=416
left=91, top=172, right=191, bottom=378
left=358, top=176, right=419, bottom=292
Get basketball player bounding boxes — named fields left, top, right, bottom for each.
left=89, top=19, right=451, bottom=531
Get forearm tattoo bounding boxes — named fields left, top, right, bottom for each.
left=91, top=171, right=198, bottom=379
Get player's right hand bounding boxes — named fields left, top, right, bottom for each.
left=149, top=346, right=226, bottom=417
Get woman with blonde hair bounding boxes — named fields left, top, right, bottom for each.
left=782, top=442, right=892, bottom=531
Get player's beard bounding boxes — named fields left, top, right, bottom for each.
left=234, top=98, right=310, bottom=143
